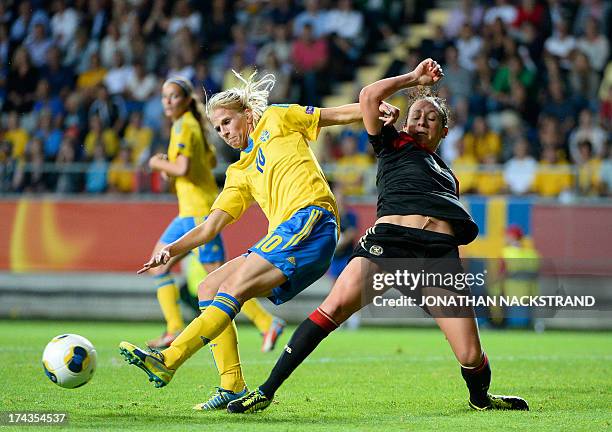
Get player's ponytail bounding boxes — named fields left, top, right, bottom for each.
left=206, top=70, right=276, bottom=127
left=165, top=76, right=217, bottom=168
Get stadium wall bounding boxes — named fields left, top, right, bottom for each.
left=1, top=197, right=611, bottom=271
left=1, top=197, right=610, bottom=328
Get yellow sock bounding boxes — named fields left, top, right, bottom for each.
left=241, top=298, right=273, bottom=334
left=155, top=274, right=184, bottom=333
left=163, top=293, right=241, bottom=370
left=209, top=322, right=246, bottom=392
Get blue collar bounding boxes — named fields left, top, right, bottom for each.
left=242, top=137, right=254, bottom=154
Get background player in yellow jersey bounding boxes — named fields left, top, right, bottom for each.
left=141, top=76, right=285, bottom=382
left=120, top=71, right=398, bottom=410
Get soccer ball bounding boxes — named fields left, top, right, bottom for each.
left=42, top=334, right=97, bottom=389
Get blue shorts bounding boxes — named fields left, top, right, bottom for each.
left=160, top=216, right=225, bottom=264
left=248, top=206, right=338, bottom=305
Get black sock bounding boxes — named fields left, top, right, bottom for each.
left=259, top=308, right=337, bottom=398
left=461, top=353, right=491, bottom=408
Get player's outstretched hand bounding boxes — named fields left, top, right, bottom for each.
left=412, top=58, right=444, bottom=86
left=137, top=247, right=171, bottom=274
left=378, top=101, right=400, bottom=126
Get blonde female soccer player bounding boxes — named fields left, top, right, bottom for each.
left=140, top=76, right=286, bottom=405
left=120, top=71, right=398, bottom=410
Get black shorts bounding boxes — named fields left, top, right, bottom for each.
left=350, top=223, right=467, bottom=294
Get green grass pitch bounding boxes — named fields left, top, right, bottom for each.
left=1, top=320, right=610, bottom=431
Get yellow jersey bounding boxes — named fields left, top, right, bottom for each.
left=212, top=104, right=338, bottom=232
left=169, top=111, right=218, bottom=217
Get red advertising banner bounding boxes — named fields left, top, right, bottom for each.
left=0, top=199, right=268, bottom=272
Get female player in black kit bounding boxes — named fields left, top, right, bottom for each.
left=228, top=59, right=529, bottom=413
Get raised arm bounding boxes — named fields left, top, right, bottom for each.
left=319, top=102, right=400, bottom=128
left=359, top=58, right=444, bottom=135
left=137, top=209, right=233, bottom=274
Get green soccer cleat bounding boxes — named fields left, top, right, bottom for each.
left=469, top=393, right=529, bottom=411
left=226, top=388, right=272, bottom=413
left=118, top=341, right=175, bottom=388
left=193, top=387, right=249, bottom=411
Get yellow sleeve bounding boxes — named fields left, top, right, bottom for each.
left=279, top=104, right=321, bottom=141
left=210, top=165, right=253, bottom=221
left=173, top=121, right=197, bottom=158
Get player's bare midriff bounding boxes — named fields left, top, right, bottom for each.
left=375, top=215, right=455, bottom=236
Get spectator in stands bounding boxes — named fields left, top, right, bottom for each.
left=107, top=146, right=134, bottom=193
left=463, top=116, right=502, bottom=162
left=541, top=78, right=575, bottom=136
left=576, top=140, right=601, bottom=196
left=572, top=0, right=611, bottom=37
left=24, top=22, right=54, bottom=68
left=441, top=98, right=469, bottom=164
left=452, top=139, right=478, bottom=194
left=84, top=114, right=119, bottom=160
left=167, top=0, right=201, bottom=36
left=32, top=109, right=62, bottom=161
left=76, top=52, right=107, bottom=95
left=104, top=51, right=134, bottom=96
left=477, top=154, right=505, bottom=195
left=10, top=0, right=49, bottom=44
left=512, top=0, right=545, bottom=29
left=88, top=84, right=127, bottom=133
left=568, top=109, right=607, bottom=163
left=192, top=60, right=220, bottom=98
left=222, top=24, right=257, bottom=71
left=41, top=46, right=74, bottom=97
left=483, top=0, right=517, bottom=26
left=32, top=79, right=65, bottom=121
left=63, top=92, right=87, bottom=141
left=533, top=145, right=574, bottom=197
left=86, top=0, right=109, bottom=41
left=123, top=111, right=153, bottom=167
left=576, top=16, right=609, bottom=73
left=5, top=47, right=39, bottom=113
left=456, top=23, right=483, bottom=72
left=4, top=111, right=29, bottom=161
left=50, top=0, right=79, bottom=50
left=85, top=144, right=108, bottom=194
left=100, top=21, right=130, bottom=69
left=12, top=136, right=46, bottom=192
left=503, top=137, right=537, bottom=195
left=125, top=60, right=158, bottom=110
left=334, top=133, right=373, bottom=196
left=444, top=45, right=473, bottom=98
left=256, top=24, right=292, bottom=73
left=568, top=50, right=601, bottom=107
left=544, top=19, right=576, bottom=69
left=202, top=0, right=235, bottom=55
left=600, top=142, right=612, bottom=196
left=445, top=0, right=484, bottom=39
left=326, top=0, right=364, bottom=81
left=64, top=28, right=98, bottom=75
left=55, top=136, right=81, bottom=193
left=293, top=0, right=329, bottom=38
left=259, top=52, right=290, bottom=104
left=291, top=23, right=328, bottom=106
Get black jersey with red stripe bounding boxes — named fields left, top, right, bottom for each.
left=368, top=125, right=478, bottom=245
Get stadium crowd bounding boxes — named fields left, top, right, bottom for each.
left=0, top=0, right=610, bottom=198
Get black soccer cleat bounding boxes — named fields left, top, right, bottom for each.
left=469, top=393, right=529, bottom=411
left=226, top=388, right=272, bottom=413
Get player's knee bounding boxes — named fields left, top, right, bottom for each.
left=197, top=278, right=217, bottom=301
left=457, top=346, right=483, bottom=367
left=218, top=278, right=250, bottom=304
